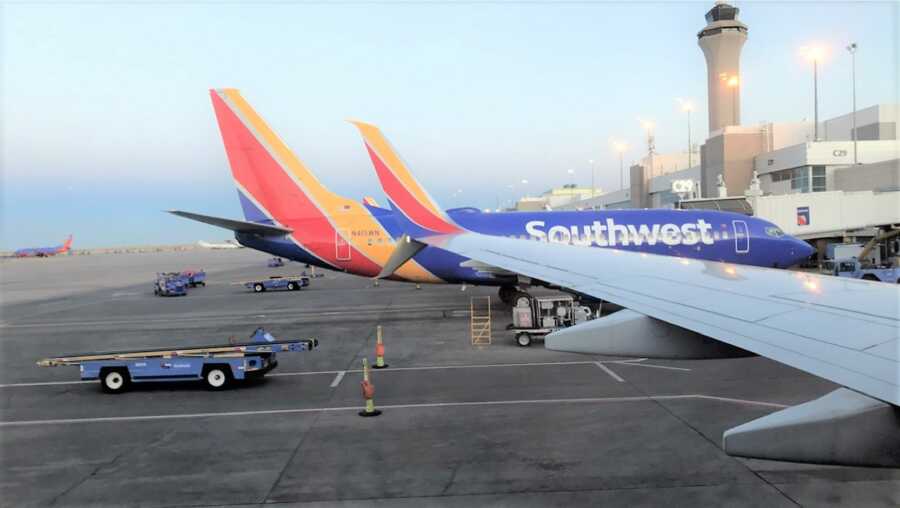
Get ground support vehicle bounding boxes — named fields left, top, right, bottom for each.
left=154, top=273, right=187, bottom=296
left=238, top=275, right=310, bottom=293
left=509, top=295, right=594, bottom=347
left=829, top=258, right=900, bottom=283
left=37, top=328, right=317, bottom=393
left=268, top=257, right=285, bottom=267
left=181, top=269, right=206, bottom=287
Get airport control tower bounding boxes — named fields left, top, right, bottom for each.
left=698, top=1, right=748, bottom=133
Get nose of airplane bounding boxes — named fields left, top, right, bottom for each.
left=790, top=237, right=816, bottom=264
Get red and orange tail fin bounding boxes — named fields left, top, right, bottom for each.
left=61, top=235, right=73, bottom=251
left=208, top=89, right=386, bottom=276
left=350, top=120, right=461, bottom=235
left=210, top=88, right=347, bottom=224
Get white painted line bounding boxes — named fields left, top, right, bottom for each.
left=268, top=370, right=344, bottom=378
left=1, top=359, right=647, bottom=389
left=612, top=361, right=692, bottom=372
left=0, top=395, right=788, bottom=427
left=691, top=394, right=788, bottom=409
left=594, top=361, right=625, bottom=382
left=329, top=371, right=346, bottom=388
left=268, top=360, right=599, bottom=379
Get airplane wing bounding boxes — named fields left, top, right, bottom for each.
left=422, top=232, right=900, bottom=466
left=168, top=210, right=292, bottom=236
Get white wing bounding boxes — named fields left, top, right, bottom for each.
left=422, top=232, right=900, bottom=466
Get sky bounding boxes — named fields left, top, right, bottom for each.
left=2, top=0, right=897, bottom=249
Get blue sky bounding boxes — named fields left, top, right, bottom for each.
left=2, top=1, right=897, bottom=248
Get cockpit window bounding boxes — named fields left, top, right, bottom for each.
left=765, top=226, right=784, bottom=238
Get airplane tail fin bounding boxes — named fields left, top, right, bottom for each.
left=209, top=89, right=344, bottom=226
left=350, top=120, right=461, bottom=235
left=61, top=235, right=73, bottom=252
left=208, top=89, right=383, bottom=274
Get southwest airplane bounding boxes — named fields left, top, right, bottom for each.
left=170, top=89, right=813, bottom=303
left=351, top=112, right=899, bottom=469
left=14, top=235, right=73, bottom=257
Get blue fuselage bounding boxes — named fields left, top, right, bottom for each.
left=237, top=207, right=814, bottom=285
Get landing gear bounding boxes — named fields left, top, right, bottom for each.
left=498, top=286, right=532, bottom=308
left=498, top=286, right=516, bottom=304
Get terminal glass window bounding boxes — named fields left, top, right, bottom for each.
left=791, top=167, right=810, bottom=193
left=812, top=166, right=826, bottom=192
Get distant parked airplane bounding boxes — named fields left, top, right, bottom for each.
left=198, top=240, right=243, bottom=249
left=14, top=235, right=73, bottom=257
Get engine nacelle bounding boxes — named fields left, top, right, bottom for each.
left=545, top=309, right=751, bottom=359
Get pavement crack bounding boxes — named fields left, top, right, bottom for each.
left=46, top=450, right=128, bottom=506
left=46, top=427, right=176, bottom=506
left=440, top=461, right=463, bottom=496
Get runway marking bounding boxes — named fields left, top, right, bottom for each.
left=329, top=371, right=346, bottom=388
left=0, top=359, right=650, bottom=388
left=268, top=360, right=601, bottom=378
left=0, top=395, right=788, bottom=427
left=594, top=361, right=625, bottom=382
left=612, top=360, right=692, bottom=372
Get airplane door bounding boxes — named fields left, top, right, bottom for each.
left=335, top=230, right=351, bottom=261
left=732, top=220, right=750, bottom=254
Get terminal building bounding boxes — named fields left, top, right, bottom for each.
left=548, top=1, right=899, bottom=263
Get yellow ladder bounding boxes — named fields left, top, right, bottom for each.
left=470, top=296, right=492, bottom=345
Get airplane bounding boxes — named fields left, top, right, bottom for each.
left=350, top=119, right=814, bottom=302
left=14, top=235, right=73, bottom=257
left=358, top=122, right=900, bottom=467
left=198, top=240, right=243, bottom=249
left=169, top=89, right=813, bottom=302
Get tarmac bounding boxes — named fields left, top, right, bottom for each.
left=1, top=250, right=898, bottom=507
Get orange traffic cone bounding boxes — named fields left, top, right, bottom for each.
left=373, top=325, right=388, bottom=369
left=359, top=358, right=381, bottom=417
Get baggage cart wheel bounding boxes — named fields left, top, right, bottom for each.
left=287, top=281, right=298, bottom=291
left=100, top=368, right=131, bottom=394
left=253, top=283, right=265, bottom=293
left=203, top=366, right=231, bottom=390
left=516, top=333, right=532, bottom=347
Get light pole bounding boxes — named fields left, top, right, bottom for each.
left=802, top=46, right=826, bottom=141
left=613, top=142, right=628, bottom=191
left=638, top=119, right=655, bottom=178
left=813, top=60, right=819, bottom=140
left=847, top=42, right=858, bottom=163
left=588, top=160, right=595, bottom=199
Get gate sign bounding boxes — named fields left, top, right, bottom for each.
left=796, top=206, right=810, bottom=226
left=671, top=179, right=694, bottom=194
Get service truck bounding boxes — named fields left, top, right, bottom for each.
left=37, top=328, right=317, bottom=393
